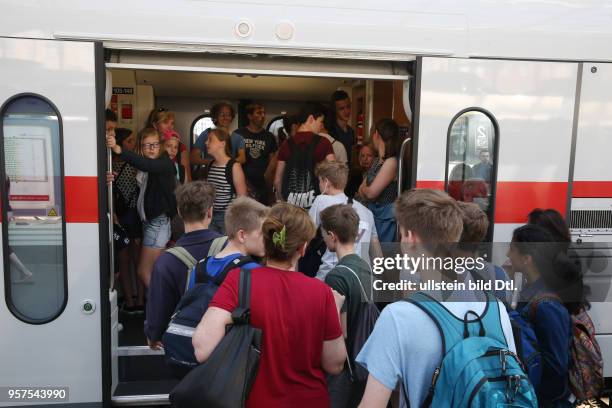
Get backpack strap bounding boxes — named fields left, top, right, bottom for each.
left=195, top=255, right=254, bottom=286
left=207, top=236, right=228, bottom=257
left=406, top=292, right=464, bottom=355
left=527, top=293, right=562, bottom=322
left=406, top=292, right=505, bottom=353
left=334, top=264, right=373, bottom=303
left=166, top=246, right=198, bottom=293
left=225, top=159, right=236, bottom=197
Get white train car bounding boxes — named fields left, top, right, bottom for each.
left=1, top=1, right=612, bottom=406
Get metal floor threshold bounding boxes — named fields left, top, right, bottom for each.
left=112, top=380, right=177, bottom=406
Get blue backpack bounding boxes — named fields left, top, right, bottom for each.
left=507, top=309, right=543, bottom=391
left=407, top=292, right=538, bottom=408
left=162, top=254, right=255, bottom=377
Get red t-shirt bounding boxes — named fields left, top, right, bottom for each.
left=277, top=132, right=334, bottom=163
left=210, top=266, right=343, bottom=408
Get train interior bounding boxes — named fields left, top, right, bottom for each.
left=107, top=63, right=413, bottom=404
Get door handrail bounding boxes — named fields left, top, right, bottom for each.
left=108, top=147, right=115, bottom=292
left=397, top=137, right=412, bottom=197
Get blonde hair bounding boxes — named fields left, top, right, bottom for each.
left=148, top=109, right=175, bottom=128
left=135, top=127, right=160, bottom=156
left=225, top=197, right=269, bottom=239
left=315, top=160, right=349, bottom=190
left=395, top=188, right=463, bottom=244
left=262, top=203, right=316, bottom=262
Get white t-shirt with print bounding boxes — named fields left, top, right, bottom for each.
left=308, top=192, right=378, bottom=280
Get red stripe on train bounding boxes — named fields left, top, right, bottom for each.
left=572, top=181, right=612, bottom=198
left=415, top=180, right=568, bottom=223
left=494, top=182, right=567, bottom=223
left=415, top=180, right=445, bottom=190
left=65, top=176, right=99, bottom=223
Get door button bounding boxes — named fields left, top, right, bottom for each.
left=82, top=300, right=96, bottom=314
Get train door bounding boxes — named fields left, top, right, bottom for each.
left=569, top=62, right=612, bottom=377
left=0, top=38, right=108, bottom=407
left=412, top=57, right=579, bottom=243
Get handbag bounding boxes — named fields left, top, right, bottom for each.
left=169, top=268, right=262, bottom=408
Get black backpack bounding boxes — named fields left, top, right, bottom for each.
left=282, top=135, right=321, bottom=209
left=162, top=255, right=253, bottom=378
left=198, top=159, right=237, bottom=196
left=170, top=267, right=262, bottom=408
left=298, top=197, right=353, bottom=277
left=334, top=264, right=380, bottom=382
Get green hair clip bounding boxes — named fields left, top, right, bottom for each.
left=272, top=226, right=287, bottom=249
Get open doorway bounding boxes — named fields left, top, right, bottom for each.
left=106, top=58, right=413, bottom=404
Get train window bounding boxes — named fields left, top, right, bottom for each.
left=1, top=95, right=67, bottom=324
left=190, top=114, right=214, bottom=147
left=445, top=109, right=498, bottom=223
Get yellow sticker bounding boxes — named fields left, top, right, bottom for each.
left=47, top=208, right=58, bottom=217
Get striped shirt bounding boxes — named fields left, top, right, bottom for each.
left=207, top=163, right=233, bottom=211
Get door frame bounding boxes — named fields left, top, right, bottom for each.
left=95, top=42, right=112, bottom=408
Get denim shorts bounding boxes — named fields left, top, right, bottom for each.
left=142, top=214, right=171, bottom=249
left=210, top=210, right=226, bottom=235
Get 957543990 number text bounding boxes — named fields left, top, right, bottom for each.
left=0, top=387, right=69, bottom=402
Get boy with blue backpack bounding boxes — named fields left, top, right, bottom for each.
left=162, top=196, right=268, bottom=377
left=356, top=189, right=535, bottom=408
left=145, top=181, right=223, bottom=350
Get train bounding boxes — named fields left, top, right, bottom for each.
left=1, top=1, right=612, bottom=406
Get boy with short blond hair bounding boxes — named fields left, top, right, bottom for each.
left=309, top=160, right=381, bottom=280
left=192, top=196, right=268, bottom=290
left=356, top=189, right=516, bottom=408
left=224, top=196, right=269, bottom=240
left=164, top=196, right=268, bottom=378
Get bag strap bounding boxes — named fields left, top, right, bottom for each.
left=334, top=264, right=373, bottom=304
left=225, top=159, right=236, bottom=197
left=166, top=246, right=198, bottom=293
left=207, top=236, right=228, bottom=257
left=527, top=292, right=562, bottom=322
left=231, top=267, right=252, bottom=325
left=406, top=292, right=461, bottom=356
left=239, top=267, right=251, bottom=309
left=196, top=255, right=254, bottom=285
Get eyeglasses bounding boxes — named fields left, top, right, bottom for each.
left=142, top=142, right=161, bottom=150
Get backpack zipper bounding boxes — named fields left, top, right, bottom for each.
left=467, top=375, right=528, bottom=406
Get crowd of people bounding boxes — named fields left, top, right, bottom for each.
left=104, top=90, right=601, bottom=407
left=105, top=90, right=399, bottom=310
